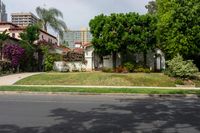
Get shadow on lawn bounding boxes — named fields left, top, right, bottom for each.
left=1, top=98, right=200, bottom=133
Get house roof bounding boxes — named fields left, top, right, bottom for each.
left=52, top=44, right=71, bottom=53
left=0, top=22, right=57, bottom=40
left=0, top=22, right=19, bottom=28
left=74, top=41, right=92, bottom=48
left=73, top=48, right=84, bottom=54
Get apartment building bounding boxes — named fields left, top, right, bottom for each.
left=63, top=28, right=93, bottom=48
left=11, top=12, right=39, bottom=27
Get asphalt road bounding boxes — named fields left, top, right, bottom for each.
left=0, top=94, right=200, bottom=133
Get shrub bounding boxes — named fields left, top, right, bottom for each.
left=166, top=54, right=199, bottom=78
left=135, top=67, right=151, bottom=73
left=123, top=62, right=134, bottom=72
left=175, top=79, right=185, bottom=85
left=102, top=67, right=113, bottom=73
left=44, top=55, right=54, bottom=72
left=0, top=60, right=12, bottom=74
left=51, top=53, right=62, bottom=61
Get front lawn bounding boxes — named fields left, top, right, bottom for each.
left=15, top=72, right=176, bottom=87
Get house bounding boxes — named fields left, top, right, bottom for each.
left=0, top=22, right=58, bottom=45
left=50, top=44, right=71, bottom=54
left=83, top=44, right=165, bottom=71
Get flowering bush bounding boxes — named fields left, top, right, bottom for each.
left=3, top=44, right=25, bottom=67
left=165, top=54, right=199, bottom=78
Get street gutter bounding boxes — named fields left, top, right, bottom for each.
left=4, top=85, right=200, bottom=90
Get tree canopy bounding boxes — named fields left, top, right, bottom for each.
left=157, top=0, right=200, bottom=59
left=89, top=13, right=156, bottom=66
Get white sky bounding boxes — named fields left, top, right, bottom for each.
left=5, top=0, right=150, bottom=30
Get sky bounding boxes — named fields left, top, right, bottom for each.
left=4, top=0, right=150, bottom=30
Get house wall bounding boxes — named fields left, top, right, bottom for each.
left=103, top=55, right=113, bottom=68
left=84, top=46, right=93, bottom=71
left=0, top=24, right=16, bottom=32
left=0, top=23, right=58, bottom=45
left=131, top=50, right=165, bottom=71
left=39, top=31, right=57, bottom=45
left=66, top=62, right=86, bottom=72
left=103, top=53, right=122, bottom=68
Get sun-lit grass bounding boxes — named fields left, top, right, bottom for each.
left=15, top=72, right=176, bottom=87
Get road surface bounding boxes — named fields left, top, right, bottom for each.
left=0, top=94, right=200, bottom=133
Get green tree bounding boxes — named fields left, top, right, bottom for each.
left=90, top=13, right=157, bottom=68
left=123, top=13, right=156, bottom=65
left=0, top=30, right=9, bottom=60
left=19, top=25, right=40, bottom=71
left=36, top=7, right=67, bottom=39
left=90, top=13, right=128, bottom=68
left=157, top=0, right=200, bottom=60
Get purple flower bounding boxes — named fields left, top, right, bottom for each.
left=3, top=44, right=25, bottom=67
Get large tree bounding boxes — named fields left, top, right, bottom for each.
left=90, top=13, right=130, bottom=68
left=157, top=0, right=200, bottom=60
left=36, top=7, right=67, bottom=39
left=90, top=13, right=156, bottom=67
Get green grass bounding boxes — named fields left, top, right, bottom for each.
left=15, top=72, right=176, bottom=87
left=0, top=86, right=200, bottom=94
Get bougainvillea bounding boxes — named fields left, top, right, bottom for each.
left=3, top=44, right=25, bottom=67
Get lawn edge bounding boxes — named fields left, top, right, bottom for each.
left=0, top=91, right=199, bottom=99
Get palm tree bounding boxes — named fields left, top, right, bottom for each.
left=36, top=7, right=67, bottom=39
left=0, top=30, right=9, bottom=60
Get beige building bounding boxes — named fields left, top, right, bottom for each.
left=0, top=22, right=58, bottom=45
left=11, top=12, right=38, bottom=27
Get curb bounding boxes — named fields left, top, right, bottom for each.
left=2, top=85, right=200, bottom=90
left=0, top=91, right=199, bottom=99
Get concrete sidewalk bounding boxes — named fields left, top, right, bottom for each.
left=0, top=73, right=41, bottom=85
left=10, top=85, right=200, bottom=90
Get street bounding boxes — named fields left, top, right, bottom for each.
left=0, top=94, right=200, bottom=133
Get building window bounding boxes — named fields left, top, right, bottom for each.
left=12, top=33, right=15, bottom=38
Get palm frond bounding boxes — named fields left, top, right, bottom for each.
left=49, top=8, right=63, bottom=18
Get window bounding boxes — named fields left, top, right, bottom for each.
left=12, top=33, right=15, bottom=38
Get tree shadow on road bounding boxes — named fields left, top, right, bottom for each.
left=1, top=98, right=200, bottom=133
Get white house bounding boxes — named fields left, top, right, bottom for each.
left=83, top=45, right=165, bottom=71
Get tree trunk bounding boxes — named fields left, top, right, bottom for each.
left=112, top=51, right=117, bottom=69
left=143, top=51, right=147, bottom=67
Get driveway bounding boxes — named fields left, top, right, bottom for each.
left=0, top=94, right=200, bottom=133
left=0, top=73, right=40, bottom=85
